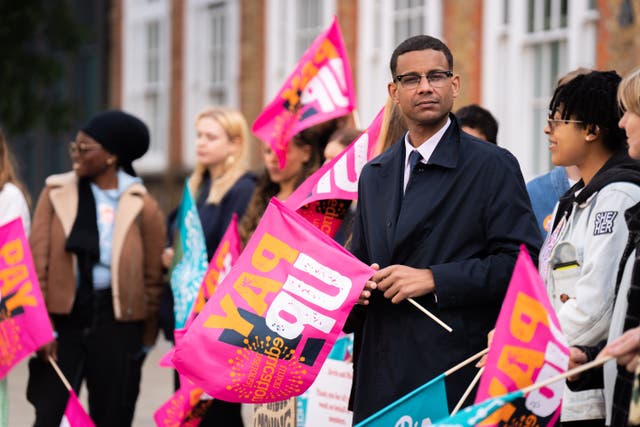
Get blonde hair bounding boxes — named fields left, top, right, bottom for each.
left=375, top=97, right=407, bottom=155
left=188, top=107, right=250, bottom=204
left=619, top=66, right=640, bottom=116
left=0, top=129, right=30, bottom=207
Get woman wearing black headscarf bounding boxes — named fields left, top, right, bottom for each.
left=27, top=110, right=166, bottom=427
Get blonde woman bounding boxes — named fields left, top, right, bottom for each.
left=161, top=106, right=256, bottom=427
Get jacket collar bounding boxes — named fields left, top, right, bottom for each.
left=371, top=113, right=460, bottom=172
left=46, top=171, right=147, bottom=237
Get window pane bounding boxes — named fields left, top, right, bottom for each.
left=560, top=0, right=568, bottom=27
left=210, top=3, right=226, bottom=85
left=146, top=21, right=160, bottom=83
left=544, top=0, right=551, bottom=30
left=527, top=0, right=535, bottom=32
left=393, top=0, right=425, bottom=45
left=294, top=0, right=322, bottom=58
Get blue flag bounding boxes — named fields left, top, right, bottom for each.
left=354, top=373, right=449, bottom=427
left=432, top=390, right=524, bottom=426
left=169, top=181, right=208, bottom=329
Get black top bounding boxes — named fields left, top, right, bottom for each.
left=167, top=172, right=256, bottom=258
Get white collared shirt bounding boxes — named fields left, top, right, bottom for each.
left=403, top=117, right=451, bottom=192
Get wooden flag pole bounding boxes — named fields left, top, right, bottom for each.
left=48, top=356, right=72, bottom=392
left=521, top=355, right=614, bottom=395
left=445, top=348, right=489, bottom=377
left=451, top=367, right=485, bottom=416
left=352, top=109, right=361, bottom=130
left=407, top=297, right=453, bottom=333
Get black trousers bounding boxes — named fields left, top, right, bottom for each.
left=27, top=289, right=145, bottom=427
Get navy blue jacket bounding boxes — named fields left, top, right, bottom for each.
left=349, top=115, right=541, bottom=423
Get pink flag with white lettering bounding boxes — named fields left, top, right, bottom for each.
left=0, top=218, right=54, bottom=379
left=474, top=246, right=569, bottom=426
left=252, top=16, right=356, bottom=169
left=61, top=390, right=95, bottom=427
left=286, top=107, right=384, bottom=212
left=172, top=198, right=373, bottom=403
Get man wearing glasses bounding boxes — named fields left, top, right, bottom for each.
left=347, top=35, right=541, bottom=423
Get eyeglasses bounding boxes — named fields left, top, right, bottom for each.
left=546, top=118, right=584, bottom=132
left=68, top=141, right=102, bottom=155
left=394, top=70, right=453, bottom=89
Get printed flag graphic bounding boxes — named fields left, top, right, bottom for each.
left=252, top=16, right=356, bottom=169
left=474, top=246, right=570, bottom=426
left=169, top=181, right=209, bottom=329
left=287, top=107, right=384, bottom=238
left=0, top=218, right=54, bottom=379
left=173, top=198, right=373, bottom=403
left=432, top=390, right=524, bottom=427
left=354, top=373, right=448, bottom=427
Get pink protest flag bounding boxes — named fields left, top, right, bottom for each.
left=159, top=217, right=242, bottom=370
left=173, top=198, right=374, bottom=403
left=286, top=107, right=384, bottom=212
left=0, top=218, right=54, bottom=379
left=474, top=245, right=570, bottom=426
left=252, top=16, right=356, bottom=169
left=188, top=214, right=241, bottom=325
left=60, top=390, right=96, bottom=427
left=154, top=383, right=210, bottom=427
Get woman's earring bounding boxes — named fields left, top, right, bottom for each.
left=106, top=158, right=114, bottom=166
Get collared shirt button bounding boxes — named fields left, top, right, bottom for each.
left=386, top=220, right=392, bottom=228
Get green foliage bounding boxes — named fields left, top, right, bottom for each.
left=0, top=0, right=84, bottom=133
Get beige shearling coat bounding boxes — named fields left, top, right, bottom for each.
left=29, top=171, right=165, bottom=346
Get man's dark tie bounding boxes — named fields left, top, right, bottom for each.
left=409, top=149, right=423, bottom=173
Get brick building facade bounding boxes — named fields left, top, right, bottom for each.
left=107, top=0, right=640, bottom=212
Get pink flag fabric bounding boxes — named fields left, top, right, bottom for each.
left=60, top=390, right=95, bottom=427
left=159, top=217, right=242, bottom=370
left=154, top=383, right=210, bottom=427
left=0, top=218, right=54, bottom=379
left=475, top=246, right=570, bottom=426
left=252, top=16, right=356, bottom=169
left=286, top=107, right=384, bottom=212
left=173, top=198, right=374, bottom=403
left=188, top=214, right=241, bottom=325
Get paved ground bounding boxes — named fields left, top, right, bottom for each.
left=8, top=339, right=175, bottom=427
left=8, top=339, right=254, bottom=426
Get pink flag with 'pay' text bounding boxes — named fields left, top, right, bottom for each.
left=475, top=246, right=569, bottom=426
left=252, top=16, right=356, bottom=169
left=172, top=198, right=373, bottom=403
left=0, top=218, right=54, bottom=379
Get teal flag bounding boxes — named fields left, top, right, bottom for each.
left=169, top=181, right=208, bottom=329
left=432, top=390, right=524, bottom=426
left=355, top=373, right=448, bottom=427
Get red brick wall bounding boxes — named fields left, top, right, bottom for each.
left=240, top=0, right=266, bottom=169
left=443, top=0, right=484, bottom=109
left=596, top=0, right=640, bottom=76
left=169, top=0, right=185, bottom=171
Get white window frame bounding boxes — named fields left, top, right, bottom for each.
left=183, top=0, right=240, bottom=168
left=357, top=0, right=442, bottom=126
left=264, top=0, right=337, bottom=102
left=482, top=0, right=598, bottom=180
left=122, top=0, right=171, bottom=173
